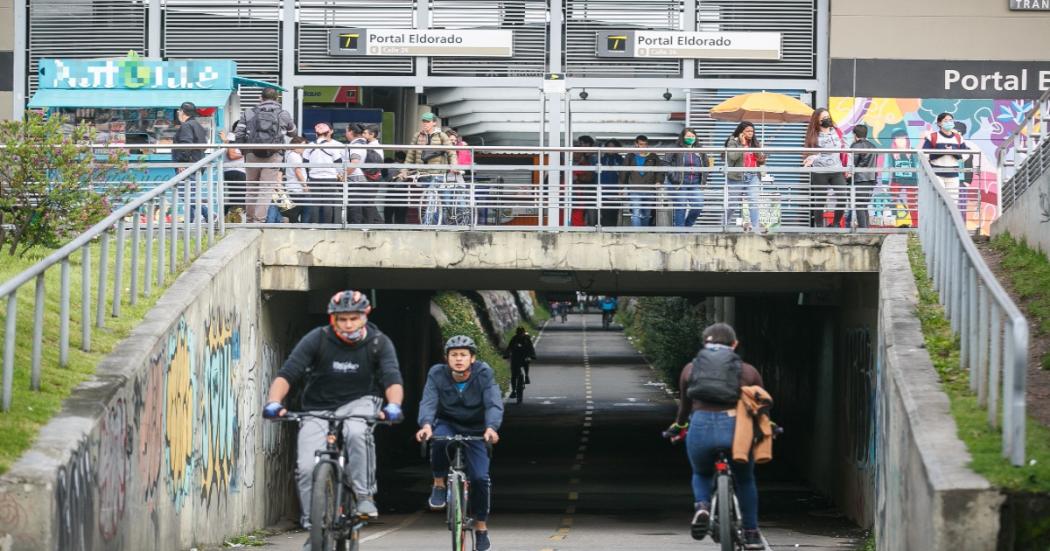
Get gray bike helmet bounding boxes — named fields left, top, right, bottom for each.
left=327, top=289, right=371, bottom=315
left=444, top=335, right=477, bottom=355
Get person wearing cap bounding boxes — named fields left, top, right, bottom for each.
left=400, top=112, right=456, bottom=179
left=304, top=122, right=344, bottom=224
left=174, top=101, right=209, bottom=221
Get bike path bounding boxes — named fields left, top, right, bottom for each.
left=254, top=313, right=863, bottom=550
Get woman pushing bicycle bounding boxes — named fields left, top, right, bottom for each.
left=665, top=322, right=768, bottom=550
left=416, top=335, right=504, bottom=551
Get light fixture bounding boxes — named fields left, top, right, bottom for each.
left=579, top=88, right=589, bottom=100
left=663, top=88, right=672, bottom=101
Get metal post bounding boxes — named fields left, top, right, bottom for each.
left=207, top=166, right=216, bottom=245
left=341, top=152, right=349, bottom=227
left=469, top=167, right=477, bottom=229
left=195, top=173, right=203, bottom=256
left=183, top=179, right=191, bottom=264
left=31, top=274, right=45, bottom=391
left=977, top=285, right=989, bottom=406
left=988, top=309, right=1001, bottom=427
left=170, top=187, right=178, bottom=273
left=1008, top=321, right=1028, bottom=466
left=1002, top=322, right=1015, bottom=457
left=59, top=259, right=70, bottom=367
left=96, top=232, right=109, bottom=329
left=218, top=160, right=227, bottom=236
left=81, top=244, right=91, bottom=352
left=145, top=200, right=154, bottom=297
left=546, top=0, right=564, bottom=228
left=130, top=210, right=140, bottom=305
left=3, top=296, right=16, bottom=411
left=158, top=194, right=166, bottom=284
left=112, top=219, right=125, bottom=318
left=966, top=266, right=977, bottom=390
left=597, top=156, right=603, bottom=230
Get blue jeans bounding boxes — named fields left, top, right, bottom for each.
left=266, top=204, right=283, bottom=223
left=728, top=174, right=761, bottom=228
left=685, top=410, right=759, bottom=530
left=431, top=421, right=492, bottom=522
left=628, top=191, right=652, bottom=227
left=673, top=183, right=704, bottom=227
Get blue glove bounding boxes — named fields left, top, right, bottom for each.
left=382, top=403, right=403, bottom=423
left=263, top=401, right=284, bottom=419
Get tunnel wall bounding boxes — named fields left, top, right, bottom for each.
left=0, top=230, right=297, bottom=551
left=874, top=235, right=1003, bottom=550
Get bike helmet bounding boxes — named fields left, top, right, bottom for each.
left=327, top=290, right=371, bottom=315
left=444, top=335, right=477, bottom=355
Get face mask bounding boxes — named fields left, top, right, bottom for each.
left=939, top=120, right=954, bottom=131
left=331, top=316, right=367, bottom=344
left=820, top=118, right=833, bottom=128
left=683, top=137, right=696, bottom=146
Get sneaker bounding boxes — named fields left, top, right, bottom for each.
left=690, top=502, right=710, bottom=541
left=428, top=485, right=447, bottom=510
left=356, top=495, right=378, bottom=519
left=742, top=528, right=765, bottom=549
left=474, top=530, right=492, bottom=551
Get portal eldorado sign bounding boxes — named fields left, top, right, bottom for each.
left=329, top=28, right=513, bottom=57
left=596, top=30, right=781, bottom=60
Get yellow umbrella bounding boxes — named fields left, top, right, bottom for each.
left=709, top=91, right=814, bottom=124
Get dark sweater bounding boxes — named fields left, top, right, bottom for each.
left=173, top=118, right=206, bottom=163
left=277, top=323, right=402, bottom=411
left=418, top=362, right=504, bottom=434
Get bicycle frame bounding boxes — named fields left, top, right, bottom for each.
left=710, top=451, right=744, bottom=550
left=430, top=435, right=487, bottom=551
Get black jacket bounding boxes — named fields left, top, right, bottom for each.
left=504, top=333, right=537, bottom=365
left=277, top=323, right=402, bottom=410
left=173, top=118, right=207, bottom=164
left=850, top=138, right=877, bottom=183
left=665, top=150, right=710, bottom=186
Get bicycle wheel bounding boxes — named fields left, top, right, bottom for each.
left=447, top=475, right=468, bottom=551
left=716, top=474, right=733, bottom=551
left=419, top=187, right=441, bottom=225
left=515, top=375, right=524, bottom=404
left=310, top=463, right=347, bottom=551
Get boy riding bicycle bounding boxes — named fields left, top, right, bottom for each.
left=416, top=335, right=504, bottom=551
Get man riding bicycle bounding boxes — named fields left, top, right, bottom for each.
left=667, top=323, right=766, bottom=549
left=262, top=290, right=404, bottom=546
left=504, top=327, right=537, bottom=399
left=416, top=335, right=504, bottom=551
left=599, top=296, right=618, bottom=327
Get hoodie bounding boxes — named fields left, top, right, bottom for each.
left=418, top=361, right=504, bottom=434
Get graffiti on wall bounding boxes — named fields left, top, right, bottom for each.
left=133, top=352, right=165, bottom=511
left=56, top=439, right=94, bottom=551
left=199, top=308, right=241, bottom=501
left=165, top=318, right=197, bottom=510
left=97, top=398, right=129, bottom=542
left=830, top=96, right=1031, bottom=233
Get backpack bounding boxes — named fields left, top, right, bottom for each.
left=929, top=131, right=963, bottom=147
left=246, top=102, right=284, bottom=157
left=686, top=346, right=742, bottom=406
left=363, top=148, right=384, bottom=181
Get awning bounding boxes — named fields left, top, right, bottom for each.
left=233, top=76, right=284, bottom=91
left=27, top=88, right=233, bottom=109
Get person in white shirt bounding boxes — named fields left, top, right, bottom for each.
left=344, top=123, right=383, bottom=224
left=305, top=122, right=343, bottom=224
left=276, top=136, right=309, bottom=223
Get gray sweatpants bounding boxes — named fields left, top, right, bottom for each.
left=297, top=396, right=382, bottom=526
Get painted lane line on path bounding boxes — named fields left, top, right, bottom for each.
left=359, top=510, right=424, bottom=543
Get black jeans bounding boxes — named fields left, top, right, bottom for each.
left=810, top=172, right=848, bottom=227
left=851, top=178, right=875, bottom=228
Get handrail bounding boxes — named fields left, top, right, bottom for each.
left=916, top=154, right=1028, bottom=465
left=996, top=87, right=1050, bottom=213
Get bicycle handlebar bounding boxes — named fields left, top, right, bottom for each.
left=429, top=435, right=488, bottom=442
left=272, top=411, right=392, bottom=425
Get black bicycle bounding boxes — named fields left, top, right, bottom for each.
left=426, top=435, right=490, bottom=551
left=277, top=412, right=389, bottom=551
left=601, top=310, right=615, bottom=330
left=510, top=361, right=529, bottom=404
left=708, top=449, right=743, bottom=550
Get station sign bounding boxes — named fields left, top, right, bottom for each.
left=596, top=30, right=781, bottom=60
left=1009, top=0, right=1050, bottom=10
left=329, top=28, right=513, bottom=57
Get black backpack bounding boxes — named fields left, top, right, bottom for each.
left=363, top=148, right=384, bottom=181
left=246, top=102, right=284, bottom=157
left=686, top=346, right=742, bottom=406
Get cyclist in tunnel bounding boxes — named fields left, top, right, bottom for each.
left=599, top=295, right=618, bottom=329
left=667, top=322, right=767, bottom=549
left=416, top=335, right=504, bottom=551
left=504, top=326, right=537, bottom=400
left=261, top=289, right=405, bottom=536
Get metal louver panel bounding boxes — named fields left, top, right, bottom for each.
left=564, top=0, right=682, bottom=78
left=696, top=0, right=815, bottom=78
left=27, top=0, right=147, bottom=95
left=429, top=0, right=547, bottom=77
left=162, top=0, right=280, bottom=108
left=298, top=0, right=415, bottom=75
left=687, top=88, right=812, bottom=227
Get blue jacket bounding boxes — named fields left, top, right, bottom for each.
left=418, top=361, right=504, bottom=434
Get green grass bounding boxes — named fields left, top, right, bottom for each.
left=858, top=530, right=875, bottom=551
left=0, top=232, right=206, bottom=474
left=990, top=234, right=1050, bottom=371
left=907, top=236, right=1050, bottom=492
left=223, top=529, right=271, bottom=547
left=432, top=292, right=511, bottom=390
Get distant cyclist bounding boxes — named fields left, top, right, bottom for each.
left=262, top=289, right=404, bottom=546
left=416, top=335, right=504, bottom=551
left=667, top=322, right=766, bottom=549
left=504, top=327, right=537, bottom=398
left=599, top=296, right=618, bottom=328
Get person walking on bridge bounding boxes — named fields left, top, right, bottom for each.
left=262, top=290, right=404, bottom=547
left=667, top=322, right=766, bottom=549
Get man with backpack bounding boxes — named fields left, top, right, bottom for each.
left=235, top=87, right=296, bottom=222
left=345, top=123, right=384, bottom=224
left=666, top=323, right=766, bottom=550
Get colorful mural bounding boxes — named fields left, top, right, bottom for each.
left=830, top=96, right=1032, bottom=233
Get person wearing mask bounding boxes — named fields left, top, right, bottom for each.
left=666, top=128, right=710, bottom=228
left=881, top=128, right=917, bottom=227
left=803, top=108, right=850, bottom=228
left=345, top=123, right=384, bottom=225
left=922, top=112, right=971, bottom=204
left=849, top=125, right=878, bottom=228
left=598, top=139, right=624, bottom=227
left=305, top=122, right=343, bottom=224
left=620, top=135, right=662, bottom=227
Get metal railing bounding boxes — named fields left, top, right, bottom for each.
left=917, top=155, right=1029, bottom=466
left=0, top=148, right=225, bottom=411
left=996, top=87, right=1050, bottom=213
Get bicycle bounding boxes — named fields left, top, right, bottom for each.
left=426, top=435, right=490, bottom=551
left=402, top=172, right=471, bottom=226
left=509, top=361, right=529, bottom=404
left=276, top=411, right=389, bottom=551
left=601, top=310, right=615, bottom=330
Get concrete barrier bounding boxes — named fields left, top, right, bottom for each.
left=993, top=168, right=1050, bottom=256
left=875, top=235, right=1004, bottom=550
left=0, top=229, right=297, bottom=550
